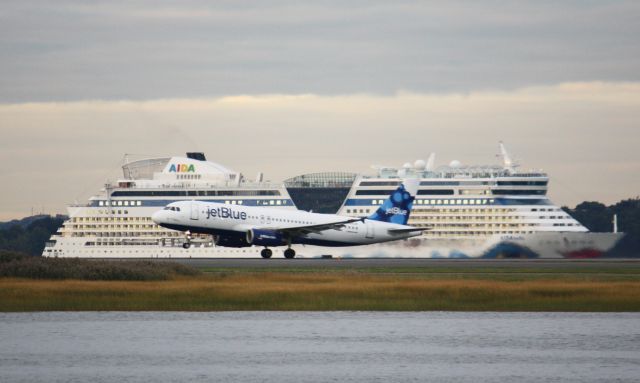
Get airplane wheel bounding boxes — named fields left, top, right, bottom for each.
left=261, top=248, right=272, bottom=259
left=183, top=242, right=191, bottom=249
left=284, top=248, right=296, bottom=259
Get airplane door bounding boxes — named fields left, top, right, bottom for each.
left=365, top=221, right=374, bottom=239
left=190, top=202, right=199, bottom=220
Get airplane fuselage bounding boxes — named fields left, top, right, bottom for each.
left=152, top=200, right=421, bottom=248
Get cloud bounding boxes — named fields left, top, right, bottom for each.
left=1, top=1, right=639, bottom=102
left=1, top=81, right=639, bottom=219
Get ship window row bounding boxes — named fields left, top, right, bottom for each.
left=531, top=208, right=562, bottom=212
left=357, top=189, right=456, bottom=196
left=110, top=190, right=280, bottom=197
left=358, top=189, right=546, bottom=196
left=497, top=181, right=548, bottom=186
left=99, top=200, right=141, bottom=207
left=92, top=210, right=129, bottom=215
left=359, top=181, right=401, bottom=186
left=71, top=217, right=153, bottom=222
left=369, top=198, right=552, bottom=206
left=421, top=181, right=502, bottom=186
left=71, top=225, right=159, bottom=231
left=492, top=190, right=546, bottom=195
left=177, top=174, right=202, bottom=180
left=419, top=231, right=534, bottom=236
left=416, top=223, right=528, bottom=228
left=368, top=198, right=497, bottom=206
left=72, top=231, right=179, bottom=238
left=96, top=210, right=129, bottom=215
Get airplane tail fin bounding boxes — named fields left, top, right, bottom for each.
left=367, top=179, right=418, bottom=225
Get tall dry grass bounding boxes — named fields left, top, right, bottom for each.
left=0, top=252, right=199, bottom=280
left=2, top=273, right=639, bottom=312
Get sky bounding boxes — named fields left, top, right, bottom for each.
left=1, top=1, right=639, bottom=220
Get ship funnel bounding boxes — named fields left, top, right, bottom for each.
left=186, top=152, right=206, bottom=161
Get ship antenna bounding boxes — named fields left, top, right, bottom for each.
left=426, top=153, right=436, bottom=171
left=499, top=141, right=518, bottom=173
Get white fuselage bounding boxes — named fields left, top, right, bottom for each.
left=152, top=200, right=421, bottom=247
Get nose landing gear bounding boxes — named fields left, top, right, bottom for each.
left=183, top=231, right=192, bottom=249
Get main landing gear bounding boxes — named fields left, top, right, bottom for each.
left=284, top=248, right=296, bottom=259
left=260, top=248, right=273, bottom=259
left=260, top=247, right=296, bottom=259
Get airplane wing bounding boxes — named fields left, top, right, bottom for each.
left=258, top=218, right=363, bottom=236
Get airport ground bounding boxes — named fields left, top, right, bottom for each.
left=2, top=257, right=640, bottom=312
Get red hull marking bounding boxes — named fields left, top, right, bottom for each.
left=562, top=249, right=603, bottom=259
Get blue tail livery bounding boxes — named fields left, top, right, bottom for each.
left=367, top=179, right=419, bottom=225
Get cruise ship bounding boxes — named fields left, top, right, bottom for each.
left=44, top=153, right=296, bottom=258
left=43, top=145, right=623, bottom=258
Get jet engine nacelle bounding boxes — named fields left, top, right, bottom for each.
left=246, top=229, right=287, bottom=247
left=213, top=235, right=250, bottom=248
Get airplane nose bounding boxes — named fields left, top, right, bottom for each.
left=151, top=210, right=164, bottom=225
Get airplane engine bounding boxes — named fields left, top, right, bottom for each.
left=246, top=229, right=287, bottom=247
left=213, top=235, right=250, bottom=248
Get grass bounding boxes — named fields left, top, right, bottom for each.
left=2, top=272, right=640, bottom=312
left=0, top=252, right=199, bottom=281
left=2, top=252, right=639, bottom=312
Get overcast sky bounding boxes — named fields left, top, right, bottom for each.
left=1, top=1, right=639, bottom=219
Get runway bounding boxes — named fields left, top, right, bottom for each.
left=131, top=258, right=640, bottom=270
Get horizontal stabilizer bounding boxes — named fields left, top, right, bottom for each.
left=387, top=227, right=427, bottom=235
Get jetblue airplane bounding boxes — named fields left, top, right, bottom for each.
left=152, top=179, right=423, bottom=258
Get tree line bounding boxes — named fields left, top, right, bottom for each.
left=562, top=198, right=640, bottom=257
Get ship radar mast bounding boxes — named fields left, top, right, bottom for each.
left=499, top=141, right=519, bottom=173
left=426, top=153, right=436, bottom=171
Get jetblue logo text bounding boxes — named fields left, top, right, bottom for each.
left=386, top=207, right=408, bottom=216
left=206, top=207, right=247, bottom=220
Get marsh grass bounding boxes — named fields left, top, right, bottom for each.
left=0, top=252, right=199, bottom=281
left=2, top=273, right=639, bottom=312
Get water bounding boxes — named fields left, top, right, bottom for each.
left=1, top=312, right=639, bottom=383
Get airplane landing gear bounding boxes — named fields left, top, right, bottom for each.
left=261, top=248, right=273, bottom=259
left=183, top=231, right=192, bottom=249
left=284, top=248, right=296, bottom=259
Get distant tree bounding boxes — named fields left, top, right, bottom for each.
left=564, top=198, right=640, bottom=257
left=570, top=201, right=612, bottom=232
left=609, top=198, right=640, bottom=256
left=0, top=216, right=65, bottom=256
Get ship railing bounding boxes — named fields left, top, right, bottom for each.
left=107, top=182, right=287, bottom=189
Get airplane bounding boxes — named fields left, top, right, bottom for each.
left=151, top=179, right=424, bottom=258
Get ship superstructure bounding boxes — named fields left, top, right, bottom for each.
left=330, top=144, right=622, bottom=258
